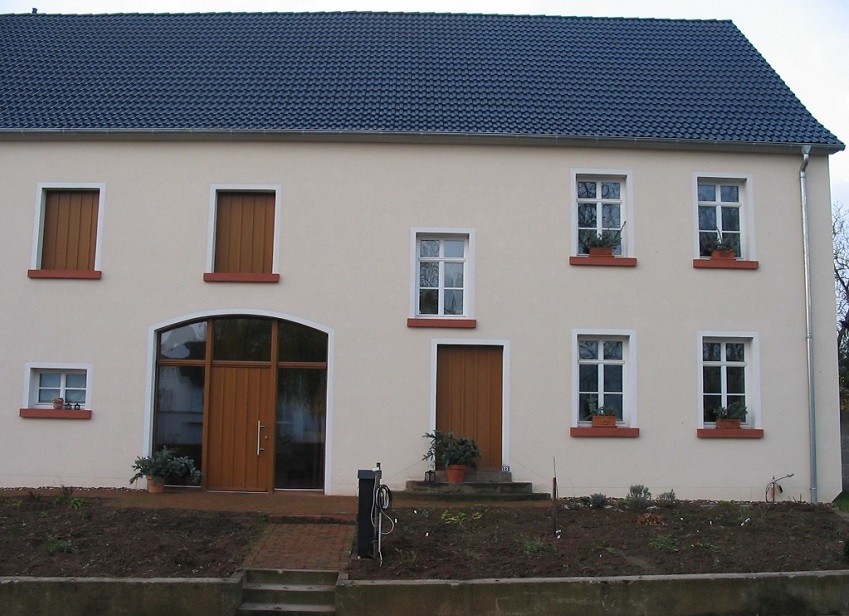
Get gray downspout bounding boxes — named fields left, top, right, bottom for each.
left=800, top=145, right=818, bottom=503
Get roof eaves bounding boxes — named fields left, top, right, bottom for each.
left=0, top=128, right=842, bottom=155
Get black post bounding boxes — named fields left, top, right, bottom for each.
left=356, top=468, right=381, bottom=558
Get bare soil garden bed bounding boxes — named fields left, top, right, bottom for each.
left=0, top=489, right=264, bottom=578
left=349, top=497, right=849, bottom=580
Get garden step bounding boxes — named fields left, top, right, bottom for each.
left=245, top=568, right=338, bottom=585
left=237, top=603, right=335, bottom=615
left=402, top=481, right=550, bottom=500
left=238, top=569, right=337, bottom=616
left=241, top=582, right=335, bottom=605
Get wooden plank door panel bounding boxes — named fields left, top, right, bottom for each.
left=207, top=365, right=274, bottom=491
left=436, top=345, right=503, bottom=469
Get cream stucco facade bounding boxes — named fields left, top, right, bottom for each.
left=0, top=138, right=841, bottom=502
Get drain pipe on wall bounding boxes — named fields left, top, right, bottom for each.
left=799, top=145, right=818, bottom=503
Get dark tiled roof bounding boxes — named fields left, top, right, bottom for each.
left=0, top=12, right=842, bottom=149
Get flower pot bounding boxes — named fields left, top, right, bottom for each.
left=715, top=418, right=742, bottom=429
left=711, top=249, right=736, bottom=260
left=592, top=415, right=617, bottom=427
left=146, top=476, right=165, bottom=494
left=445, top=464, right=467, bottom=483
left=589, top=246, right=614, bottom=257
left=52, top=398, right=64, bottom=409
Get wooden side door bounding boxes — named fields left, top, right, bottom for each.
left=436, top=345, right=503, bottom=469
left=206, top=365, right=275, bottom=491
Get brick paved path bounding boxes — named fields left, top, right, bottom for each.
left=245, top=522, right=355, bottom=570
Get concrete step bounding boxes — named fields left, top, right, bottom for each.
left=245, top=568, right=338, bottom=586
left=434, top=469, right=514, bottom=482
left=241, top=582, right=335, bottom=605
left=237, top=603, right=335, bottom=615
left=402, top=481, right=550, bottom=501
left=238, top=569, right=337, bottom=616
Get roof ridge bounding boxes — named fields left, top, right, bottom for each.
left=5, top=11, right=734, bottom=22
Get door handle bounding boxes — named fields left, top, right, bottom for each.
left=257, top=420, right=266, bottom=455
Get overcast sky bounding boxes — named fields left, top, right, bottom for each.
left=3, top=0, right=848, bottom=207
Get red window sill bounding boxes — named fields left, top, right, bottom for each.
left=570, top=427, right=640, bottom=438
left=697, top=428, right=763, bottom=439
left=203, top=273, right=280, bottom=283
left=407, top=318, right=477, bottom=329
left=692, top=259, right=759, bottom=270
left=569, top=256, right=637, bottom=267
left=28, top=269, right=102, bottom=279
left=20, top=408, right=93, bottom=420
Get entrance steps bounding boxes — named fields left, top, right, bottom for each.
left=238, top=569, right=337, bottom=616
left=403, top=469, right=550, bottom=501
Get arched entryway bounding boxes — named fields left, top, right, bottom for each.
left=154, top=316, right=328, bottom=491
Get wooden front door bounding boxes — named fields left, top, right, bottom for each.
left=206, top=365, right=275, bottom=491
left=436, top=345, right=503, bottom=469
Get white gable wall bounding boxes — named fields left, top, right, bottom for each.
left=0, top=139, right=841, bottom=501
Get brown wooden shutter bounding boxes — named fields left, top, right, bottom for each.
left=41, top=190, right=99, bottom=270
left=214, top=192, right=275, bottom=274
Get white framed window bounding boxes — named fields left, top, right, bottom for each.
left=572, top=331, right=636, bottom=426
left=205, top=185, right=282, bottom=281
left=572, top=172, right=632, bottom=256
left=697, top=333, right=760, bottom=427
left=694, top=176, right=754, bottom=258
left=29, top=183, right=105, bottom=278
left=410, top=228, right=474, bottom=319
left=23, top=363, right=92, bottom=410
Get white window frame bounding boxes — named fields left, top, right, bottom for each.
left=571, top=170, right=633, bottom=256
left=571, top=330, right=637, bottom=427
left=23, top=362, right=93, bottom=410
left=692, top=174, right=755, bottom=259
left=206, top=184, right=283, bottom=275
left=696, top=332, right=760, bottom=428
left=30, top=182, right=106, bottom=271
left=410, top=227, right=475, bottom=319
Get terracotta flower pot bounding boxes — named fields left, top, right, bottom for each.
left=588, top=246, right=614, bottom=257
left=146, top=476, right=165, bottom=494
left=711, top=249, right=736, bottom=260
left=592, top=415, right=617, bottom=427
left=445, top=464, right=467, bottom=483
left=715, top=418, right=742, bottom=429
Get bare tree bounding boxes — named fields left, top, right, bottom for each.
left=834, top=203, right=849, bottom=409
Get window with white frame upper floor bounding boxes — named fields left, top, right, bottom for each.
left=576, top=176, right=625, bottom=255
left=29, top=185, right=104, bottom=279
left=408, top=229, right=475, bottom=328
left=697, top=181, right=743, bottom=256
left=694, top=178, right=758, bottom=269
left=570, top=173, right=636, bottom=267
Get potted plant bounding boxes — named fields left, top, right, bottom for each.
left=705, top=230, right=737, bottom=259
left=130, top=447, right=201, bottom=493
left=423, top=430, right=481, bottom=483
left=51, top=397, right=64, bottom=409
left=587, top=397, right=618, bottom=427
left=585, top=230, right=621, bottom=257
left=713, top=402, right=747, bottom=429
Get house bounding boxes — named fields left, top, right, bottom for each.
left=0, top=12, right=843, bottom=501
